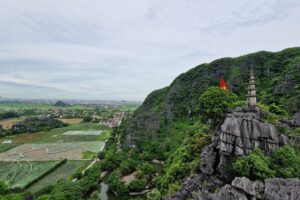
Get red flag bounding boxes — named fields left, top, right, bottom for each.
left=220, top=77, right=227, bottom=91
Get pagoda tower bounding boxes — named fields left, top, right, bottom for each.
left=247, top=68, right=257, bottom=107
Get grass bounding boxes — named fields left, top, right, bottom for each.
left=58, top=118, right=82, bottom=125
left=0, top=143, right=18, bottom=153
left=0, top=161, right=61, bottom=188
left=96, top=130, right=111, bottom=141
left=82, top=151, right=97, bottom=159
left=28, top=160, right=87, bottom=193
left=0, top=131, right=50, bottom=144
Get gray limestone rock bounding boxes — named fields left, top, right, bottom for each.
left=253, top=180, right=264, bottom=199
left=217, top=184, right=247, bottom=200
left=231, top=177, right=255, bottom=196
left=200, top=140, right=218, bottom=175
left=264, top=178, right=300, bottom=200
left=201, top=107, right=289, bottom=178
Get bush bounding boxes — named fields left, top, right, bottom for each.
left=271, top=145, right=300, bottom=178
left=269, top=103, right=288, bottom=116
left=230, top=146, right=300, bottom=180
left=230, top=149, right=275, bottom=180
left=128, top=179, right=147, bottom=192
left=0, top=182, right=9, bottom=195
left=83, top=116, right=93, bottom=122
left=147, top=189, right=161, bottom=200
left=198, top=87, right=238, bottom=124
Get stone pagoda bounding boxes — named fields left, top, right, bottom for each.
left=247, top=68, right=257, bottom=108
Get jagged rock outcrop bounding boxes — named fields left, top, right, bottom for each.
left=201, top=107, right=289, bottom=178
left=264, top=178, right=300, bottom=200
left=164, top=177, right=300, bottom=200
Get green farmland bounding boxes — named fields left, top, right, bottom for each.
left=28, top=160, right=87, bottom=193
left=32, top=123, right=110, bottom=143
left=0, top=161, right=62, bottom=188
left=0, top=143, right=18, bottom=153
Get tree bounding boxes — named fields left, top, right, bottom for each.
left=198, top=87, right=238, bottom=124
left=107, top=172, right=129, bottom=196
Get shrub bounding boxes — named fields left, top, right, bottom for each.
left=198, top=87, right=238, bottom=124
left=128, top=179, right=147, bottom=192
left=230, top=146, right=300, bottom=180
left=269, top=103, right=288, bottom=116
left=0, top=182, right=9, bottom=195
left=230, top=149, right=275, bottom=180
left=147, top=189, right=161, bottom=200
left=270, top=145, right=300, bottom=178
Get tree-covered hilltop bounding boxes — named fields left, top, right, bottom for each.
left=123, top=47, right=300, bottom=152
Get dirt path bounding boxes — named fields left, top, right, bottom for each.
left=82, top=158, right=98, bottom=175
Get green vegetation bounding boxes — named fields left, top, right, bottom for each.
left=82, top=151, right=96, bottom=159
left=128, top=179, right=147, bottom=192
left=28, top=160, right=87, bottom=193
left=198, top=87, right=238, bottom=124
left=33, top=122, right=109, bottom=143
left=229, top=146, right=300, bottom=180
left=157, top=122, right=211, bottom=195
left=0, top=144, right=17, bottom=153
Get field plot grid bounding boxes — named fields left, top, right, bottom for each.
left=0, top=142, right=105, bottom=161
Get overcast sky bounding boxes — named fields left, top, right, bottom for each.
left=0, top=0, right=299, bottom=101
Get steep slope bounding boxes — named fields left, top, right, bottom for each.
left=124, top=47, right=300, bottom=149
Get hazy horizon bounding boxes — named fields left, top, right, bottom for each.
left=0, top=0, right=300, bottom=101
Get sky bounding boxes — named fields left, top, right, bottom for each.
left=0, top=0, right=300, bottom=101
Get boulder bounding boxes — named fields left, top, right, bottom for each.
left=217, top=184, right=247, bottom=200
left=253, top=180, right=264, bottom=199
left=264, top=178, right=300, bottom=200
left=231, top=177, right=255, bottom=196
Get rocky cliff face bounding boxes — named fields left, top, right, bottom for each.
left=123, top=47, right=300, bottom=148
left=164, top=107, right=299, bottom=200
left=201, top=106, right=289, bottom=179
left=164, top=176, right=300, bottom=200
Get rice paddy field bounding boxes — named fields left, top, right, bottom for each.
left=0, top=101, right=133, bottom=192
left=28, top=160, right=87, bottom=193
left=0, top=143, right=18, bottom=153
left=0, top=122, right=109, bottom=190
left=0, top=161, right=61, bottom=189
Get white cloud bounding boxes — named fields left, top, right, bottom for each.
left=0, top=0, right=299, bottom=100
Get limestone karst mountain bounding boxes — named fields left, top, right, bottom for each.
left=123, top=47, right=300, bottom=150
